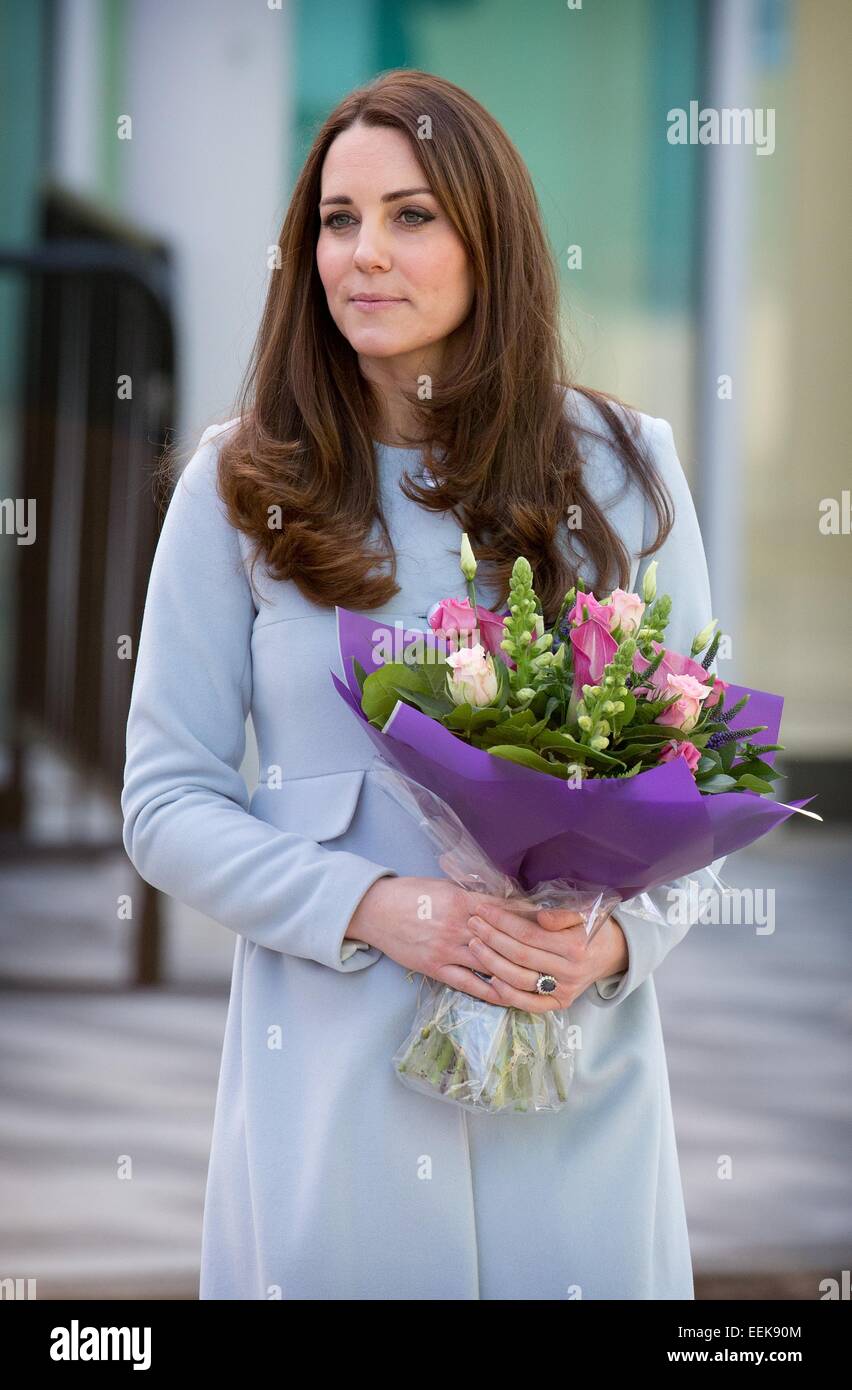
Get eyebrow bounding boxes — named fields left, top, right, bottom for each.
left=319, top=186, right=434, bottom=207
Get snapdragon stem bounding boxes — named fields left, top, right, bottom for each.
left=397, top=992, right=575, bottom=1112
left=429, top=1031, right=455, bottom=1088
left=447, top=1044, right=468, bottom=1098
left=552, top=1050, right=569, bottom=1102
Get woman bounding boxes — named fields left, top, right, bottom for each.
left=122, top=69, right=722, bottom=1300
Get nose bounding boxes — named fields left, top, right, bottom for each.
left=352, top=216, right=392, bottom=273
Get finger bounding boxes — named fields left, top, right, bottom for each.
left=466, top=933, right=541, bottom=993
left=468, top=893, right=586, bottom=932
left=468, top=919, right=571, bottom=982
left=439, top=964, right=503, bottom=1005
left=487, top=975, right=559, bottom=1014
left=465, top=891, right=519, bottom=917
left=537, top=906, right=586, bottom=931
left=464, top=900, right=583, bottom=956
left=466, top=891, right=554, bottom=924
left=459, top=941, right=495, bottom=975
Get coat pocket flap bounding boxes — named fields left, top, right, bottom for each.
left=254, top=768, right=366, bottom=842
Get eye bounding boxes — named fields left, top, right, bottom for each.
left=323, top=211, right=354, bottom=230
left=398, top=208, right=433, bottom=226
left=321, top=207, right=435, bottom=230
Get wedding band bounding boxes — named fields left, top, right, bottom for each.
left=535, top=973, right=558, bottom=995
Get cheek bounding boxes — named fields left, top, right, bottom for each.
left=416, top=241, right=473, bottom=317
left=316, top=238, right=344, bottom=295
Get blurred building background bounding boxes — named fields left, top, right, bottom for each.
left=0, top=0, right=849, bottom=1300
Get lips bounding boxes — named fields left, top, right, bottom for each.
left=350, top=296, right=407, bottom=312
left=350, top=296, right=405, bottom=303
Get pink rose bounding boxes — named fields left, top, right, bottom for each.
left=658, top=738, right=702, bottom=774
left=655, top=672, right=714, bottom=733
left=633, top=640, right=724, bottom=703
left=608, top=588, right=645, bottom=636
left=445, top=644, right=499, bottom=707
left=429, top=598, right=509, bottom=661
left=429, top=597, right=478, bottom=638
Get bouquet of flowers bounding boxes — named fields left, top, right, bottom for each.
left=331, top=537, right=820, bottom=1115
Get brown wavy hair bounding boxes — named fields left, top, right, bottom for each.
left=166, top=68, right=675, bottom=627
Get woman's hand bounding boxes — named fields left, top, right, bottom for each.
left=347, top=876, right=530, bottom=1005
left=465, top=900, right=629, bottom=1012
left=347, top=877, right=627, bottom=1010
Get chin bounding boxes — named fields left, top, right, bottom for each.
left=348, top=332, right=413, bottom=357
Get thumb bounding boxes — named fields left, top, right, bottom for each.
left=537, top=907, right=586, bottom=931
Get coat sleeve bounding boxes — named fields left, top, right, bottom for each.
left=120, top=425, right=398, bottom=973
left=587, top=413, right=727, bottom=1008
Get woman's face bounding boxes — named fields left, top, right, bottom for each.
left=316, top=123, right=474, bottom=379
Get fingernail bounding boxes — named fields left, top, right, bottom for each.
left=469, top=914, right=487, bottom=930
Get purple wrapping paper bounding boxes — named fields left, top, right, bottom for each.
left=331, top=607, right=818, bottom=899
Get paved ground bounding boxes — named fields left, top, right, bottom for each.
left=658, top=823, right=852, bottom=1293
left=1, top=774, right=849, bottom=1300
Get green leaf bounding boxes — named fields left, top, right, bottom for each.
left=361, top=663, right=429, bottom=727
left=616, top=725, right=683, bottom=743
left=542, top=694, right=562, bottom=722
left=442, top=704, right=504, bottom=734
left=352, top=658, right=369, bottom=697
left=632, top=693, right=680, bottom=720
left=493, top=656, right=512, bottom=708
left=496, top=709, right=540, bottom=729
left=476, top=710, right=551, bottom=746
left=735, top=773, right=776, bottom=795
left=734, top=757, right=780, bottom=780
left=388, top=683, right=453, bottom=719
left=613, top=746, right=666, bottom=765
left=486, top=745, right=574, bottom=778
left=534, top=729, right=623, bottom=769
left=536, top=728, right=590, bottom=754
left=718, top=740, right=738, bottom=772
left=615, top=691, right=636, bottom=726
left=421, top=658, right=452, bottom=697
left=632, top=702, right=662, bottom=724
left=695, top=772, right=739, bottom=793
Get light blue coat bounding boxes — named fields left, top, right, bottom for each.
left=121, top=388, right=723, bottom=1299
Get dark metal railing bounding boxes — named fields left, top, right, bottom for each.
left=0, top=183, right=177, bottom=987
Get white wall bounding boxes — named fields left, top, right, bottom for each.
left=52, top=0, right=292, bottom=453
left=122, top=0, right=291, bottom=450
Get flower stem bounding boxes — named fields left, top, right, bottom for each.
left=428, top=1030, right=455, bottom=1089
left=466, top=577, right=481, bottom=648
